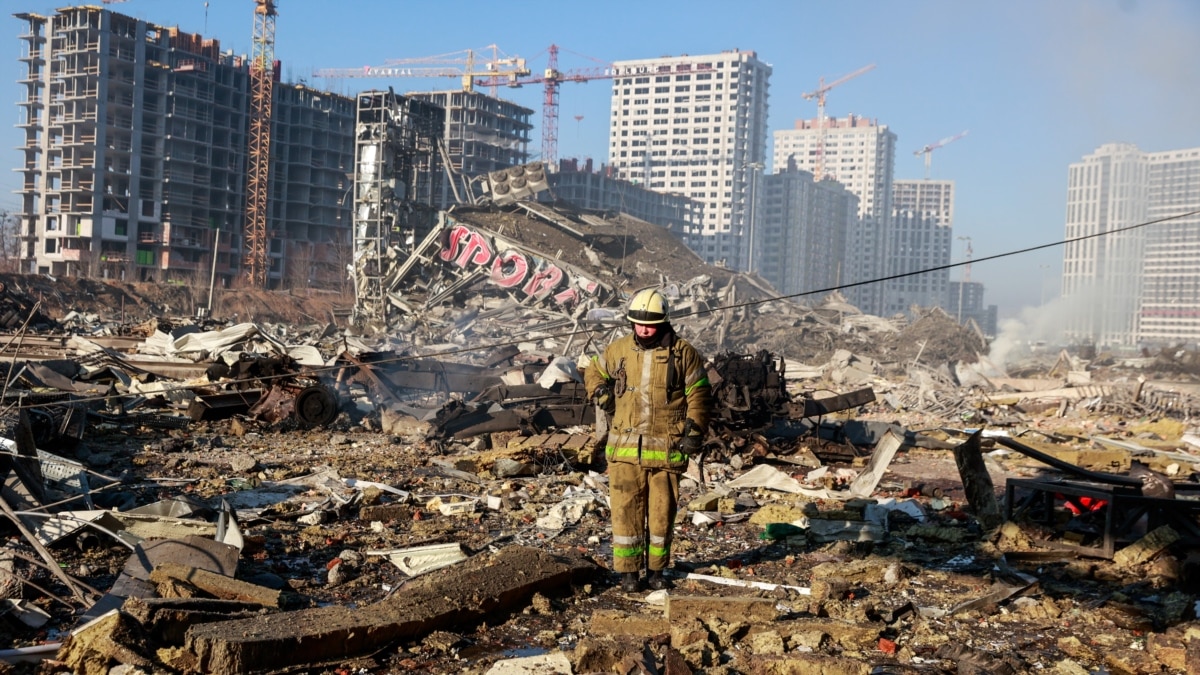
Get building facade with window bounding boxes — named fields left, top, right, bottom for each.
left=755, top=166, right=857, bottom=300
left=607, top=50, right=771, bottom=271
left=1063, top=143, right=1200, bottom=347
left=14, top=6, right=354, bottom=288
left=773, top=114, right=896, bottom=315
left=885, top=179, right=954, bottom=317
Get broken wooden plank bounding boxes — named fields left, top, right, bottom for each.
left=954, top=430, right=1003, bottom=530
left=798, top=387, right=876, bottom=417
left=149, top=562, right=291, bottom=608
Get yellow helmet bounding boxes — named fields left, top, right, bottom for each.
left=627, top=288, right=669, bottom=325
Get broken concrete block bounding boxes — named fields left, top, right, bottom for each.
left=782, top=620, right=879, bottom=651
left=745, top=654, right=870, bottom=674
left=670, top=617, right=710, bottom=650
left=746, top=629, right=785, bottom=656
left=1147, top=629, right=1188, bottom=672
left=123, top=596, right=266, bottom=645
left=589, top=609, right=669, bottom=637
left=572, top=636, right=646, bottom=673
left=1056, top=636, right=1100, bottom=663
left=1113, top=525, right=1180, bottom=567
left=688, top=492, right=722, bottom=512
left=184, top=546, right=597, bottom=673
left=749, top=503, right=809, bottom=526
left=1053, top=659, right=1090, bottom=675
left=57, top=611, right=157, bottom=675
left=703, top=616, right=748, bottom=650
left=485, top=651, right=574, bottom=674
left=359, top=504, right=412, bottom=522
left=666, top=595, right=778, bottom=624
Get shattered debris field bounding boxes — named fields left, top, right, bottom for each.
left=2, top=206, right=1200, bottom=674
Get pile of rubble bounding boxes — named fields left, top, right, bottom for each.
left=0, top=201, right=1199, bottom=674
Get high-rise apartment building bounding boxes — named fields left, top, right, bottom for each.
left=1061, top=143, right=1200, bottom=347
left=608, top=50, right=771, bottom=271
left=885, top=179, right=954, bottom=316
left=1136, top=146, right=1200, bottom=345
left=15, top=6, right=354, bottom=288
left=756, top=166, right=857, bottom=299
left=1062, top=143, right=1146, bottom=346
left=773, top=114, right=897, bottom=315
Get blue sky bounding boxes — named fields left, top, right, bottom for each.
left=5, top=0, right=1200, bottom=317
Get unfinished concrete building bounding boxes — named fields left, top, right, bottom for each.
left=755, top=166, right=857, bottom=299
left=14, top=6, right=354, bottom=289
left=774, top=114, right=897, bottom=316
left=543, top=159, right=702, bottom=236
left=271, top=85, right=355, bottom=289
left=406, top=90, right=532, bottom=208
left=885, top=179, right=955, bottom=317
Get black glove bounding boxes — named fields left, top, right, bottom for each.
left=593, top=383, right=616, bottom=414
left=677, top=418, right=704, bottom=454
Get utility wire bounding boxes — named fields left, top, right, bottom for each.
left=4, top=208, right=1197, bottom=412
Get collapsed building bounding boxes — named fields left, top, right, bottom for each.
left=5, top=26, right=1200, bottom=673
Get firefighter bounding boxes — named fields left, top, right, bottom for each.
left=585, top=288, right=712, bottom=592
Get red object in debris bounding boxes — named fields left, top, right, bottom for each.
left=726, top=559, right=742, bottom=570
left=1059, top=494, right=1108, bottom=515
left=413, top=510, right=423, bottom=521
left=878, top=637, right=897, bottom=655
left=326, top=558, right=342, bottom=571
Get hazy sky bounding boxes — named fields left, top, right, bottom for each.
left=5, top=0, right=1199, bottom=317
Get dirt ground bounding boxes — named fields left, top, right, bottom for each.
left=0, top=264, right=1197, bottom=673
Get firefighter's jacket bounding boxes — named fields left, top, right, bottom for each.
left=585, top=330, right=711, bottom=470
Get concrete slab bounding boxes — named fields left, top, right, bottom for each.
left=183, top=545, right=596, bottom=673
left=666, top=595, right=778, bottom=624
left=589, top=609, right=669, bottom=637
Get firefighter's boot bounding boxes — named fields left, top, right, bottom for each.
left=620, top=572, right=640, bottom=593
left=647, top=570, right=669, bottom=590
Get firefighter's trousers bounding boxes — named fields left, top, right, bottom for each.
left=609, top=462, right=679, bottom=573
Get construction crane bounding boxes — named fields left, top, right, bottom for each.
left=313, top=46, right=529, bottom=93
left=914, top=130, right=968, bottom=180
left=244, top=0, right=276, bottom=288
left=801, top=63, right=875, bottom=181
left=474, top=44, right=613, bottom=167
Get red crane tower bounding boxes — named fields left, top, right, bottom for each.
left=244, top=0, right=276, bottom=288
left=801, top=64, right=875, bottom=181
left=475, top=44, right=613, bottom=168
left=914, top=130, right=968, bottom=180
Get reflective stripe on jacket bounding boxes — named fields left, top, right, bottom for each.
left=585, top=332, right=711, bottom=470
